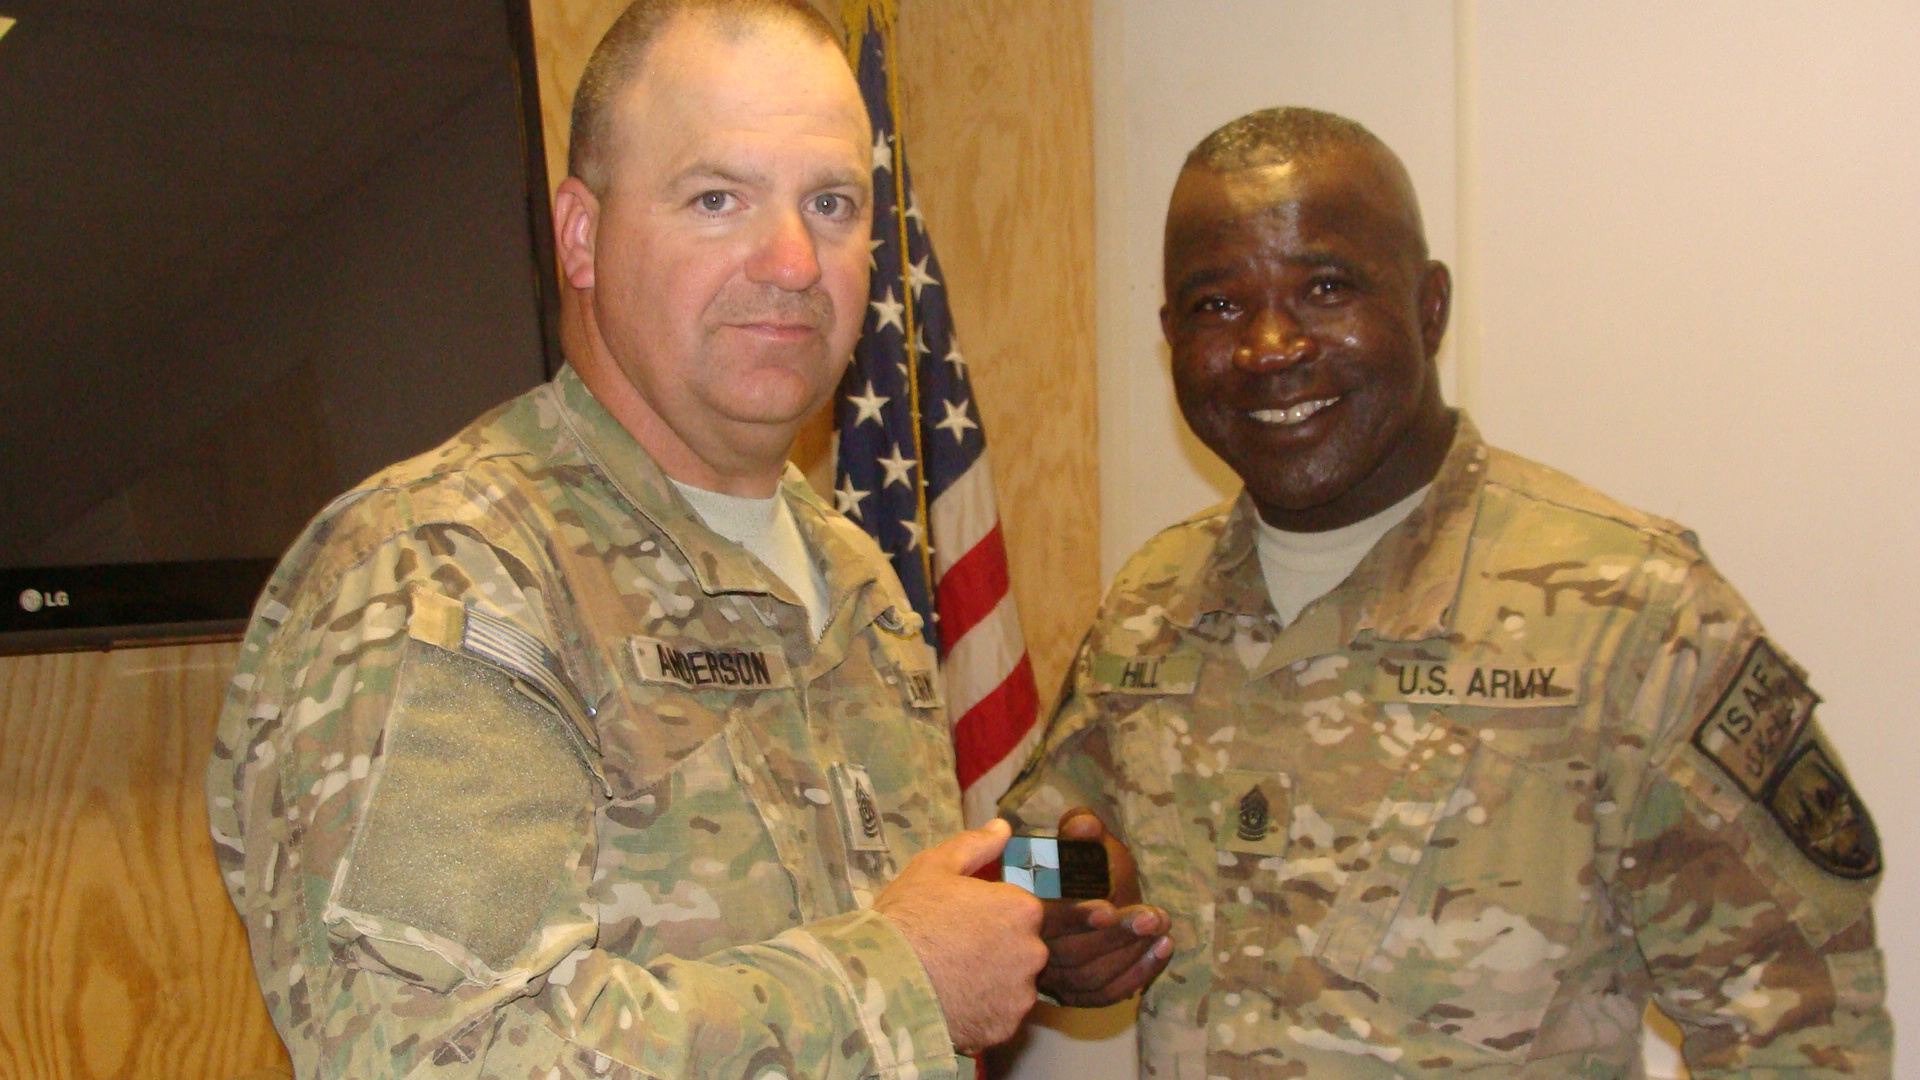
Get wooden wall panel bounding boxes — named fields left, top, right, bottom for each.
left=528, top=0, right=630, bottom=199
left=0, top=643, right=287, bottom=1080
left=891, top=0, right=1100, bottom=699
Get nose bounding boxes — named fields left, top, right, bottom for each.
left=1233, top=308, right=1315, bottom=372
left=746, top=207, right=823, bottom=292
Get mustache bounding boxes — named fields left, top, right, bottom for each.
left=709, top=284, right=834, bottom=329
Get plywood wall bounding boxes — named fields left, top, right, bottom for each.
left=0, top=643, right=287, bottom=1080
left=528, top=0, right=1099, bottom=699
left=526, top=0, right=623, bottom=198
left=889, top=0, right=1099, bottom=699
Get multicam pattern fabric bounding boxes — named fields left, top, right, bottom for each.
left=1003, top=415, right=1888, bottom=1079
left=208, top=366, right=965, bottom=1080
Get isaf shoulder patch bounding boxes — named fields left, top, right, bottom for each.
left=1693, top=638, right=1881, bottom=879
left=1764, top=741, right=1882, bottom=880
left=1693, top=638, right=1817, bottom=797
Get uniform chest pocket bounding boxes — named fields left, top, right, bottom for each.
left=598, top=635, right=783, bottom=798
left=1200, top=704, right=1592, bottom=1060
left=590, top=637, right=819, bottom=964
left=1101, top=704, right=1212, bottom=931
left=593, top=719, right=795, bottom=966
left=1203, top=769, right=1299, bottom=996
left=808, top=635, right=958, bottom=882
left=1196, top=712, right=1476, bottom=979
left=1365, top=735, right=1596, bottom=1060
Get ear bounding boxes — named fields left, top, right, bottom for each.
left=1418, top=260, right=1452, bottom=357
left=1159, top=302, right=1175, bottom=346
left=553, top=177, right=601, bottom=290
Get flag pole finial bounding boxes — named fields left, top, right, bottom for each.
left=840, top=0, right=900, bottom=60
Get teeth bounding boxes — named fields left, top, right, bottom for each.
left=1250, top=398, right=1337, bottom=426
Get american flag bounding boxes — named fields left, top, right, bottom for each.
left=834, top=12, right=1041, bottom=826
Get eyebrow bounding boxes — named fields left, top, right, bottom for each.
left=814, top=165, right=873, bottom=193
left=672, top=161, right=766, bottom=190
left=670, top=161, right=871, bottom=194
left=1171, top=251, right=1368, bottom=299
left=1293, top=251, right=1368, bottom=277
left=1171, top=265, right=1233, bottom=297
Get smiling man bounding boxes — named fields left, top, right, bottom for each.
left=1001, top=108, right=1888, bottom=1077
left=209, top=3, right=1052, bottom=1078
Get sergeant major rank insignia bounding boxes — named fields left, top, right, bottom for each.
left=1219, top=770, right=1290, bottom=856
left=1237, top=786, right=1273, bottom=843
left=857, top=786, right=881, bottom=840
left=831, top=763, right=889, bottom=853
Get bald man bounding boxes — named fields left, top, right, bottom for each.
left=209, top=3, right=1051, bottom=1077
left=1003, top=107, right=1888, bottom=1078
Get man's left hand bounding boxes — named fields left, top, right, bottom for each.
left=1035, top=808, right=1173, bottom=1008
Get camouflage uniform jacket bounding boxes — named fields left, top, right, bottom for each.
left=208, top=366, right=965, bottom=1080
left=1003, top=415, right=1887, bottom=1078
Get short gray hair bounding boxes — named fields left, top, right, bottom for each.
left=1181, top=106, right=1426, bottom=258
left=566, top=0, right=842, bottom=192
left=1184, top=106, right=1385, bottom=174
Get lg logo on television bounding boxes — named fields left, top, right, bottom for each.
left=18, top=588, right=71, bottom=613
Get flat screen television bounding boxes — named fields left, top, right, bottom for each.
left=0, top=0, right=562, bottom=653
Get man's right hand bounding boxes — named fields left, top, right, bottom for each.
left=874, top=818, right=1046, bottom=1053
left=1037, top=809, right=1171, bottom=1007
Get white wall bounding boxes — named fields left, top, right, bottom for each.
left=1466, top=9, right=1920, bottom=1064
left=1014, top=2, right=1917, bottom=1077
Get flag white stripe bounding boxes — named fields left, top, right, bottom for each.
left=940, top=597, right=1026, bottom=723
left=960, top=720, right=1045, bottom=827
left=929, top=454, right=1000, bottom=577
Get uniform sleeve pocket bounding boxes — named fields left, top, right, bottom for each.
left=326, top=638, right=596, bottom=990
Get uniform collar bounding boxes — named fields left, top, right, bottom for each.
left=1176, top=412, right=1489, bottom=671
left=548, top=365, right=887, bottom=621
left=1352, top=412, right=1487, bottom=644
left=784, top=472, right=919, bottom=656
left=1161, top=495, right=1268, bottom=629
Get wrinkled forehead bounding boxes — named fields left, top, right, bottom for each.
left=613, top=13, right=871, bottom=171
left=1164, top=147, right=1426, bottom=269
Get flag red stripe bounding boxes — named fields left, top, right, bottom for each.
left=952, top=654, right=1040, bottom=792
left=934, top=523, right=1010, bottom=652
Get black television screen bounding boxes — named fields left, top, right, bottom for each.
left=0, top=0, right=561, bottom=652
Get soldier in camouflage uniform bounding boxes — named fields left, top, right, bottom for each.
left=1002, top=108, right=1889, bottom=1077
left=209, top=3, right=1052, bottom=1077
